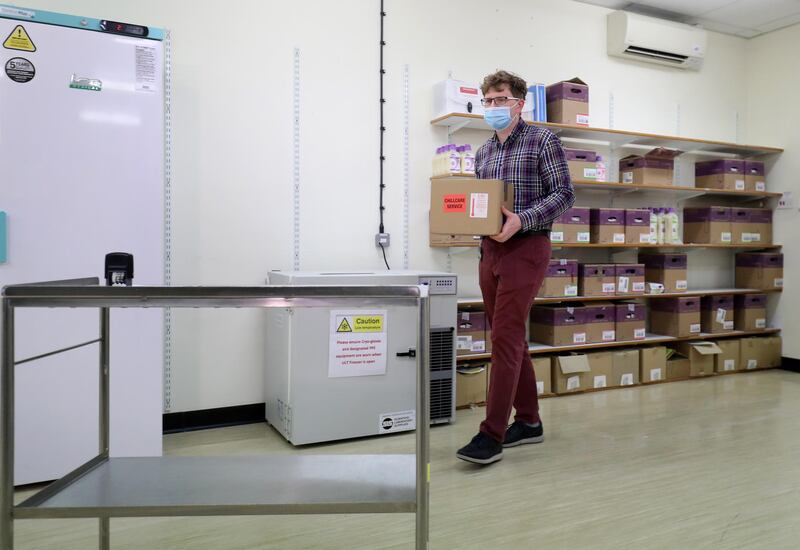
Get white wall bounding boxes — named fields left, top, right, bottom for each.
left=29, top=0, right=775, bottom=411
left=746, top=25, right=800, bottom=360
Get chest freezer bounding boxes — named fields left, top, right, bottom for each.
left=265, top=270, right=457, bottom=445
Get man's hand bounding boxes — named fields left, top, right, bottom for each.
left=491, top=206, right=522, bottom=243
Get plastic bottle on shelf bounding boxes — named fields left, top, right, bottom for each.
left=448, top=144, right=462, bottom=175
left=595, top=155, right=607, bottom=182
left=432, top=146, right=442, bottom=177
left=461, top=144, right=476, bottom=175
left=656, top=208, right=666, bottom=244
left=648, top=208, right=659, bottom=244
left=667, top=208, right=681, bottom=243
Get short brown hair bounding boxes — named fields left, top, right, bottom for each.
left=481, top=70, right=527, bottom=100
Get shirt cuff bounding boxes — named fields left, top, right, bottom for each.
left=517, top=209, right=537, bottom=232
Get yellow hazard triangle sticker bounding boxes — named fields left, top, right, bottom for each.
left=4, top=25, right=36, bottom=52
left=336, top=318, right=353, bottom=333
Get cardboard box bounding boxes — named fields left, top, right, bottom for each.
left=457, top=311, right=488, bottom=356
left=429, top=232, right=482, bottom=247
left=625, top=209, right=652, bottom=244
left=619, top=148, right=681, bottom=186
left=587, top=351, right=614, bottom=389
left=701, top=294, right=735, bottom=334
left=735, top=253, right=783, bottom=290
left=616, top=302, right=647, bottom=341
left=734, top=293, right=767, bottom=331
left=639, top=253, right=688, bottom=293
left=695, top=159, right=745, bottom=191
left=456, top=364, right=487, bottom=407
left=714, top=339, right=740, bottom=373
left=565, top=149, right=597, bottom=181
left=583, top=302, right=616, bottom=344
left=683, top=206, right=732, bottom=245
left=530, top=305, right=586, bottom=346
left=578, top=263, right=616, bottom=296
left=744, top=160, right=766, bottom=192
left=730, top=208, right=751, bottom=244
left=650, top=297, right=701, bottom=337
left=551, top=207, right=591, bottom=244
left=433, top=79, right=484, bottom=118
left=591, top=208, right=626, bottom=244
left=429, top=178, right=513, bottom=236
left=538, top=259, right=579, bottom=298
left=546, top=77, right=589, bottom=126
left=744, top=208, right=772, bottom=244
left=739, top=337, right=762, bottom=371
left=640, top=346, right=668, bottom=383
left=533, top=357, right=552, bottom=396
left=673, top=341, right=721, bottom=377
left=612, top=349, right=640, bottom=387
left=763, top=335, right=782, bottom=367
left=616, top=264, right=646, bottom=295
left=665, top=350, right=691, bottom=380
left=553, top=354, right=592, bottom=394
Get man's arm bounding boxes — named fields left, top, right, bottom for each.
left=517, top=132, right=575, bottom=232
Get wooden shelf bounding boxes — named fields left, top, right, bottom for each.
left=431, top=113, right=783, bottom=157
left=456, top=328, right=781, bottom=362
left=457, top=288, right=782, bottom=308
left=571, top=179, right=781, bottom=199
left=432, top=241, right=782, bottom=250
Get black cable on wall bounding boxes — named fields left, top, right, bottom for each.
left=378, top=0, right=390, bottom=270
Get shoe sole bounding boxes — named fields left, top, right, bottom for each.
left=456, top=452, right=503, bottom=465
left=502, top=434, right=544, bottom=448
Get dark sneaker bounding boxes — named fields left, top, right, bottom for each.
left=503, top=421, right=544, bottom=448
left=456, top=432, right=503, bottom=465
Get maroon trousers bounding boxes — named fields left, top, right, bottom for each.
left=479, top=234, right=552, bottom=442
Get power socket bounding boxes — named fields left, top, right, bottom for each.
left=375, top=232, right=390, bottom=247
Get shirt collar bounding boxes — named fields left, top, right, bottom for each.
left=489, top=117, right=527, bottom=146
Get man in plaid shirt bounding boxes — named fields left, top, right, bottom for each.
left=457, top=70, right=575, bottom=465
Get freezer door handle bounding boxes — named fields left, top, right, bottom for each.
left=396, top=348, right=416, bottom=358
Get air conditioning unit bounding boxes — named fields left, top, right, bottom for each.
left=607, top=11, right=706, bottom=71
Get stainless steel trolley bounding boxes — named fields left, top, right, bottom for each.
left=0, top=278, right=431, bottom=549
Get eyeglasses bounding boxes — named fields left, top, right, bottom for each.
left=480, top=96, right=521, bottom=107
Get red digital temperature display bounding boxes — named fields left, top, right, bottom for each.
left=100, top=20, right=149, bottom=38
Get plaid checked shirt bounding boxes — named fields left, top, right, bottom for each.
left=475, top=119, right=575, bottom=232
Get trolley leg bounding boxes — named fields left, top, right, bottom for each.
left=99, top=517, right=110, bottom=550
left=415, top=295, right=430, bottom=549
left=99, top=308, right=110, bottom=550
left=1, top=300, right=15, bottom=550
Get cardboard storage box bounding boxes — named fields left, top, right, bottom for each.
left=587, top=351, right=614, bottom=389
left=546, top=77, right=589, bottom=126
left=538, top=259, right=579, bottom=298
left=429, top=232, right=482, bottom=247
left=730, top=208, right=750, bottom=244
left=583, top=302, right=616, bottom=344
left=735, top=253, right=783, bottom=290
left=456, top=364, right=487, bottom=407
left=579, top=263, right=616, bottom=296
left=673, top=341, right=721, bottom=377
left=744, top=160, right=766, bottom=192
left=457, top=310, right=488, bottom=356
left=433, top=79, right=484, bottom=118
left=553, top=353, right=592, bottom=394
left=616, top=264, right=646, bottom=295
left=616, top=302, right=647, bottom=341
left=714, top=339, right=740, bottom=373
left=745, top=208, right=773, bottom=244
left=565, top=149, right=597, bottom=181
left=625, top=209, right=652, bottom=244
left=734, top=293, right=767, bottom=331
left=701, top=294, right=735, bottom=334
left=640, top=346, right=667, bottom=383
left=551, top=207, right=591, bottom=244
left=650, top=297, right=701, bottom=337
left=740, top=337, right=763, bottom=370
left=665, top=349, right=691, bottom=379
left=530, top=305, right=586, bottom=346
left=639, top=253, right=688, bottom=293
left=695, top=159, right=745, bottom=191
left=763, top=335, right=782, bottom=368
left=591, top=208, right=626, bottom=244
left=619, top=148, right=681, bottom=186
left=429, top=178, right=513, bottom=236
left=612, top=349, right=640, bottom=387
left=683, top=206, right=732, bottom=245
left=533, top=357, right=552, bottom=396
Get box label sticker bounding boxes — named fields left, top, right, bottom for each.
left=602, top=330, right=616, bottom=342
left=650, top=368, right=662, bottom=381
left=716, top=308, right=727, bottom=323
left=634, top=328, right=646, bottom=339
left=676, top=280, right=688, bottom=291
left=469, top=193, right=489, bottom=219
left=751, top=233, right=761, bottom=242
left=622, top=172, right=633, bottom=184
left=633, top=282, right=645, bottom=292
left=593, top=375, right=607, bottom=389
left=756, top=182, right=766, bottom=191
left=577, top=232, right=590, bottom=242
left=618, top=277, right=629, bottom=293
left=602, top=283, right=616, bottom=293
left=565, top=285, right=578, bottom=297
left=735, top=180, right=745, bottom=190
left=689, top=323, right=701, bottom=333
left=640, top=233, right=652, bottom=243
left=724, top=359, right=735, bottom=372
left=574, top=332, right=586, bottom=344
left=747, top=359, right=758, bottom=370
left=774, top=278, right=783, bottom=288
left=456, top=335, right=472, bottom=350
left=721, top=232, right=732, bottom=243
left=379, top=410, right=415, bottom=434
left=621, top=373, right=634, bottom=386
left=443, top=194, right=466, bottom=213
left=613, top=233, right=625, bottom=243
left=566, top=376, right=580, bottom=391
left=536, top=381, right=544, bottom=395
left=471, top=340, right=486, bottom=353
left=742, top=233, right=753, bottom=243
left=551, top=231, right=564, bottom=243
left=724, top=321, right=734, bottom=330
left=756, top=318, right=767, bottom=329
left=583, top=168, right=597, bottom=179
left=576, top=114, right=589, bottom=126
left=329, top=310, right=388, bottom=378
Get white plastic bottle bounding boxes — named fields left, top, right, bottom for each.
left=657, top=208, right=666, bottom=244
left=667, top=208, right=681, bottom=244
left=595, top=155, right=607, bottom=182
left=461, top=144, right=476, bottom=175
left=648, top=208, right=658, bottom=244
left=448, top=144, right=461, bottom=175
left=432, top=146, right=442, bottom=176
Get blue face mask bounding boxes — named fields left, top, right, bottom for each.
left=484, top=106, right=513, bottom=131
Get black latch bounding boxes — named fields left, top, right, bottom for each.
left=396, top=348, right=416, bottom=358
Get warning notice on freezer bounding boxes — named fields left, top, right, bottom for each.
left=329, top=310, right=387, bottom=378
left=3, top=25, right=35, bottom=52
left=135, top=45, right=157, bottom=92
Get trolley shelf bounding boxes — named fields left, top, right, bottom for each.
left=14, top=455, right=417, bottom=519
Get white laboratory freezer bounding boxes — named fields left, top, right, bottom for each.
left=265, top=271, right=457, bottom=445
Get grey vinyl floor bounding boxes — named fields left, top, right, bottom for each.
left=13, top=369, right=800, bottom=549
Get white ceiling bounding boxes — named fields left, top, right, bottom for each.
left=574, top=0, right=800, bottom=38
